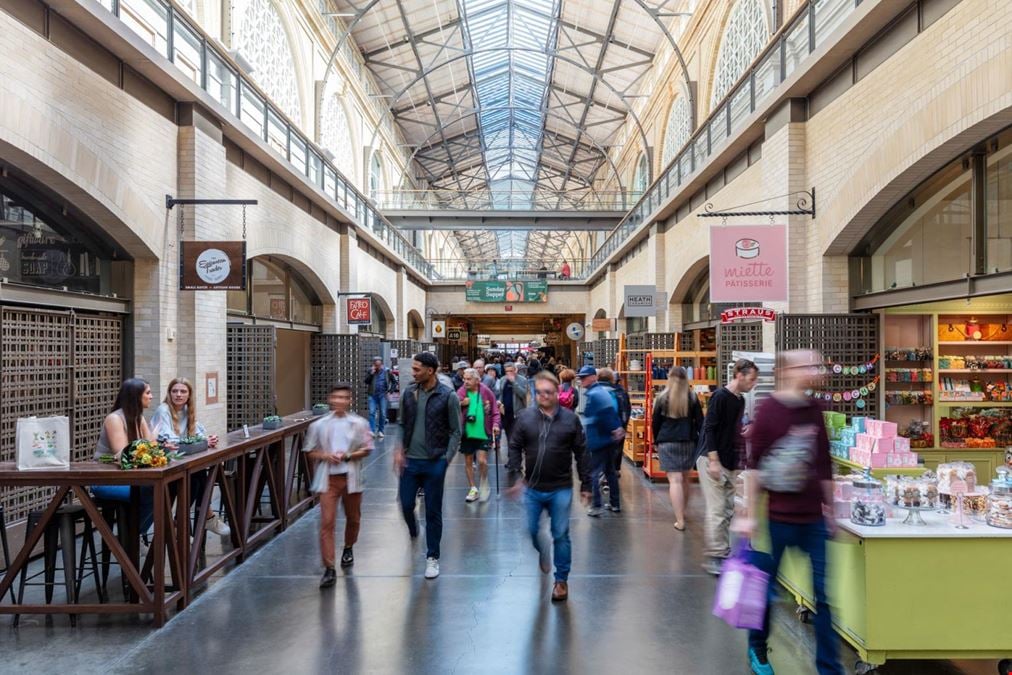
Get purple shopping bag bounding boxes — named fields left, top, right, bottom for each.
left=712, top=541, right=770, bottom=630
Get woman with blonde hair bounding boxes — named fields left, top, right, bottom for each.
left=151, top=377, right=229, bottom=536
left=652, top=367, right=703, bottom=531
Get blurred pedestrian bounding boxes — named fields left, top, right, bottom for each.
left=579, top=366, right=624, bottom=516
left=738, top=350, right=841, bottom=675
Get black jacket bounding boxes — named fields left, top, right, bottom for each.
left=702, top=386, right=746, bottom=470
left=652, top=391, right=704, bottom=444
left=507, top=405, right=589, bottom=492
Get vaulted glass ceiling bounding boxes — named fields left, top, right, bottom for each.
left=329, top=0, right=695, bottom=262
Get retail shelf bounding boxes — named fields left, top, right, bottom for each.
left=935, top=400, right=1012, bottom=406
left=937, top=369, right=1012, bottom=373
left=938, top=341, right=1012, bottom=346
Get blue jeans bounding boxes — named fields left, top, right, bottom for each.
left=90, top=485, right=154, bottom=535
left=398, top=457, right=448, bottom=559
left=589, top=446, right=619, bottom=509
left=748, top=520, right=843, bottom=675
left=525, top=487, right=572, bottom=581
left=368, top=394, right=388, bottom=433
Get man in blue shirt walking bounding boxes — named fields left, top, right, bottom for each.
left=364, top=356, right=395, bottom=439
left=577, top=366, right=625, bottom=516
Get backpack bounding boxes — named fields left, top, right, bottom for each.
left=757, top=403, right=820, bottom=493
left=559, top=384, right=576, bottom=410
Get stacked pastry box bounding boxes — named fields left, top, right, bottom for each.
left=824, top=412, right=850, bottom=460
left=849, top=420, right=919, bottom=468
left=831, top=475, right=855, bottom=518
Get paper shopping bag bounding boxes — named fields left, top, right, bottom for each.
left=712, top=540, right=771, bottom=630
left=16, top=416, right=71, bottom=470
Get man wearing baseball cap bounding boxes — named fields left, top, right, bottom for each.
left=578, top=366, right=624, bottom=516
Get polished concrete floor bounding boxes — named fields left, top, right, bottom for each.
left=0, top=436, right=1000, bottom=675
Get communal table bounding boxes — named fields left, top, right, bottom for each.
left=0, top=412, right=318, bottom=627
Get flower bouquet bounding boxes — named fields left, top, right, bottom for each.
left=99, top=439, right=182, bottom=470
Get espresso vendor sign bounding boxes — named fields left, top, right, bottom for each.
left=709, top=224, right=787, bottom=303
left=180, top=241, right=246, bottom=290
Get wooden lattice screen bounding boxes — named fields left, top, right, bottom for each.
left=227, top=323, right=276, bottom=431
left=776, top=314, right=880, bottom=419
left=717, top=321, right=764, bottom=384
left=1, top=307, right=122, bottom=523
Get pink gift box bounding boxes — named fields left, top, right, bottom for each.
left=865, top=420, right=898, bottom=438
left=857, top=434, right=899, bottom=452
left=850, top=448, right=919, bottom=468
left=856, top=434, right=875, bottom=451
left=832, top=500, right=851, bottom=519
left=833, top=481, right=854, bottom=501
left=893, top=436, right=910, bottom=452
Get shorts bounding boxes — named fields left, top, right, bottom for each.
left=460, top=437, right=491, bottom=455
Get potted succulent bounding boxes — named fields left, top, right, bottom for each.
left=177, top=434, right=209, bottom=455
left=312, top=403, right=329, bottom=416
left=262, top=415, right=283, bottom=430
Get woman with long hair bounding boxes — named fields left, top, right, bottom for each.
left=652, top=367, right=704, bottom=531
left=151, top=378, right=229, bottom=536
left=91, top=378, right=157, bottom=533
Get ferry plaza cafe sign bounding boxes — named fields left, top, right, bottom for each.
left=465, top=280, right=548, bottom=303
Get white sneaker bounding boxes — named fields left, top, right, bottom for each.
left=377, top=431, right=385, bottom=439
left=206, top=514, right=231, bottom=537
left=478, top=481, right=491, bottom=503
left=465, top=487, right=479, bottom=502
left=424, top=557, right=440, bottom=579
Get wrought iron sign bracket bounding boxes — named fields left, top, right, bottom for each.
left=697, top=188, right=816, bottom=221
left=165, top=195, right=258, bottom=209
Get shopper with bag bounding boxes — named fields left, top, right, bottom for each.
left=652, top=367, right=704, bottom=531
left=150, top=377, right=229, bottom=537
left=696, top=358, right=758, bottom=575
left=738, top=349, right=843, bottom=675
left=91, top=378, right=158, bottom=535
left=305, top=382, right=373, bottom=588
left=506, top=371, right=591, bottom=602
left=457, top=368, right=500, bottom=503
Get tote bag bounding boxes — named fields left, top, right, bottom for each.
left=712, top=540, right=771, bottom=630
left=16, top=416, right=71, bottom=470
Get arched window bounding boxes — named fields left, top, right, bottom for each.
left=369, top=153, right=383, bottom=198
left=235, top=0, right=301, bottom=124
left=227, top=256, right=322, bottom=325
left=710, top=0, right=769, bottom=110
left=661, top=96, right=692, bottom=169
left=320, top=77, right=358, bottom=182
left=633, top=153, right=650, bottom=195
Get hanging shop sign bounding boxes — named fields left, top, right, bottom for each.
left=709, top=224, right=787, bottom=303
left=465, top=280, right=548, bottom=303
left=720, top=307, right=778, bottom=324
left=431, top=320, right=446, bottom=338
left=179, top=241, right=246, bottom=290
left=566, top=322, right=585, bottom=341
left=447, top=329, right=468, bottom=342
left=624, top=285, right=664, bottom=317
left=591, top=318, right=615, bottom=332
left=545, top=332, right=562, bottom=345
left=346, top=297, right=372, bottom=325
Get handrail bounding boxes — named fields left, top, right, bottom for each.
left=587, top=0, right=858, bottom=276
left=427, top=258, right=590, bottom=281
left=376, top=189, right=637, bottom=211
left=100, top=0, right=436, bottom=279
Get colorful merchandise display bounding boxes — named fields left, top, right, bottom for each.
left=986, top=467, right=1012, bottom=529
left=849, top=419, right=919, bottom=468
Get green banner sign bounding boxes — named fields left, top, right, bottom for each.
left=465, top=280, right=548, bottom=303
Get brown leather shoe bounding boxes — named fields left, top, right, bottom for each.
left=551, top=581, right=568, bottom=602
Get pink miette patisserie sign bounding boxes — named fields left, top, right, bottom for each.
left=709, top=224, right=788, bottom=303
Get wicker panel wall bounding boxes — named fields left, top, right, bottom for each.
left=776, top=314, right=880, bottom=419
left=73, top=313, right=123, bottom=463
left=357, top=336, right=382, bottom=416
left=226, top=324, right=276, bottom=431
left=1, top=307, right=72, bottom=522
left=596, top=338, right=619, bottom=369
left=310, top=334, right=358, bottom=413
left=717, top=321, right=764, bottom=383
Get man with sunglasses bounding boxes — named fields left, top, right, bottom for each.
left=506, top=371, right=591, bottom=602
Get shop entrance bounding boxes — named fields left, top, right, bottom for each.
left=440, top=313, right=585, bottom=367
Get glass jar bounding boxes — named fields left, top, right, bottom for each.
left=851, top=472, right=886, bottom=526
left=985, top=467, right=1012, bottom=529
left=897, top=475, right=938, bottom=509
left=937, top=461, right=978, bottom=494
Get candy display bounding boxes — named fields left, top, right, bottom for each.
left=937, top=354, right=1012, bottom=369
left=939, top=411, right=1012, bottom=448
left=851, top=473, right=886, bottom=526
left=884, top=346, right=932, bottom=361
left=936, top=461, right=978, bottom=493
left=886, top=368, right=933, bottom=383
left=849, top=418, right=919, bottom=468
left=901, top=420, right=934, bottom=448
left=884, top=475, right=939, bottom=509
left=884, top=390, right=933, bottom=405
left=985, top=467, right=1012, bottom=529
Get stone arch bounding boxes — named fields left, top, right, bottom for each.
left=244, top=250, right=337, bottom=308
left=407, top=309, right=424, bottom=341
left=670, top=256, right=710, bottom=306
left=318, top=73, right=360, bottom=185
left=0, top=124, right=160, bottom=261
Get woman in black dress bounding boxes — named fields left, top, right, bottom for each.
left=652, top=367, right=703, bottom=531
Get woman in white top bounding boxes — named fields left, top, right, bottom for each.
left=150, top=377, right=229, bottom=536
left=92, top=378, right=157, bottom=533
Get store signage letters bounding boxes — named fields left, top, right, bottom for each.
left=720, top=307, right=778, bottom=324
left=347, top=297, right=372, bottom=325
left=180, top=241, right=246, bottom=290
left=709, top=224, right=787, bottom=303
left=465, top=280, right=548, bottom=303
left=624, top=285, right=660, bottom=317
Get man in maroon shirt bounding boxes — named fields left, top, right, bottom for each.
left=739, top=349, right=843, bottom=675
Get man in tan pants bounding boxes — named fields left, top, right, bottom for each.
left=696, top=359, right=758, bottom=575
left=306, top=382, right=374, bottom=588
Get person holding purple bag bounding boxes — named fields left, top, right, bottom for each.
left=737, top=349, right=843, bottom=675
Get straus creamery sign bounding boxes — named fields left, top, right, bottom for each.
left=180, top=241, right=247, bottom=290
